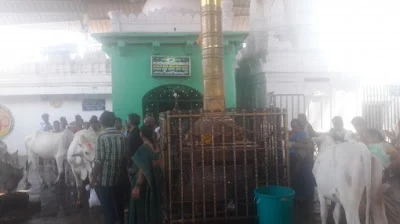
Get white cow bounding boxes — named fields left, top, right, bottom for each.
left=25, top=128, right=74, bottom=188
left=67, top=129, right=97, bottom=203
left=313, top=136, right=388, bottom=224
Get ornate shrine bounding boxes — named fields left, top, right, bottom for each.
left=156, top=0, right=289, bottom=223
left=94, top=0, right=289, bottom=223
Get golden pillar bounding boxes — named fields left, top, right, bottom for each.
left=201, top=0, right=226, bottom=112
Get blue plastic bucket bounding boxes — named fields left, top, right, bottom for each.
left=254, top=186, right=295, bottom=224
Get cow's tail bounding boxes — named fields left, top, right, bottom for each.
left=363, top=146, right=372, bottom=224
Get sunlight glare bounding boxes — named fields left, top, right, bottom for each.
left=315, top=0, right=400, bottom=84
left=0, top=27, right=91, bottom=68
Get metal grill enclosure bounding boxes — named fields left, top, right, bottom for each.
left=159, top=108, right=289, bottom=223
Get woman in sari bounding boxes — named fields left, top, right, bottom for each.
left=129, top=125, right=163, bottom=224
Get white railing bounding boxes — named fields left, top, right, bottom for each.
left=0, top=59, right=111, bottom=87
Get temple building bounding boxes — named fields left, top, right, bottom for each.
left=93, top=0, right=246, bottom=119
left=0, top=0, right=399, bottom=156
left=0, top=0, right=400, bottom=223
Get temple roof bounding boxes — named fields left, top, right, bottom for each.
left=0, top=0, right=250, bottom=33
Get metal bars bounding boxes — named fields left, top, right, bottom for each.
left=362, top=85, right=400, bottom=132
left=271, top=94, right=306, bottom=125
left=159, top=108, right=289, bottom=223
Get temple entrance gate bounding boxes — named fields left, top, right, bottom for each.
left=142, top=85, right=203, bottom=120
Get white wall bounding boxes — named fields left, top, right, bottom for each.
left=0, top=95, right=112, bottom=155
left=266, top=74, right=362, bottom=132
left=241, top=0, right=398, bottom=133
left=0, top=51, right=112, bottom=96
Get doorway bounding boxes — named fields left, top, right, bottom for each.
left=142, top=85, right=203, bottom=120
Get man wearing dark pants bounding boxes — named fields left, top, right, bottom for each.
left=90, top=111, right=127, bottom=224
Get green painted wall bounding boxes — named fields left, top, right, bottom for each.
left=93, top=32, right=246, bottom=120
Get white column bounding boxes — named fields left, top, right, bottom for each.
left=222, top=0, right=233, bottom=31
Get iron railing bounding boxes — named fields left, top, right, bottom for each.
left=271, top=94, right=306, bottom=125
left=362, top=85, right=400, bottom=131
left=159, top=108, right=289, bottom=223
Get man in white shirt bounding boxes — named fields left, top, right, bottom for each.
left=329, top=116, right=352, bottom=143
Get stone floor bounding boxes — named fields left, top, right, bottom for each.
left=0, top=162, right=105, bottom=224
left=0, top=160, right=332, bottom=224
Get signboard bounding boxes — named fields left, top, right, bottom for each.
left=0, top=105, right=15, bottom=139
left=151, top=56, right=191, bottom=77
left=82, top=99, right=106, bottom=111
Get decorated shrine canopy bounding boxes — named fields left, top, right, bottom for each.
left=0, top=105, right=14, bottom=140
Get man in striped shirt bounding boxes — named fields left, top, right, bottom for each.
left=90, top=111, right=127, bottom=224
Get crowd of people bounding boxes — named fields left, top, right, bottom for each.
left=39, top=112, right=162, bottom=224
left=37, top=111, right=400, bottom=223
left=39, top=113, right=102, bottom=133
left=289, top=114, right=400, bottom=223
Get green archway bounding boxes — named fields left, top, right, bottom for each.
left=142, top=84, right=203, bottom=120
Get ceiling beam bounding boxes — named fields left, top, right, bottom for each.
left=0, top=0, right=249, bottom=26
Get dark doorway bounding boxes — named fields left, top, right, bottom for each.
left=142, top=85, right=203, bottom=121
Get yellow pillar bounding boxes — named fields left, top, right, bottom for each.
left=201, top=0, right=226, bottom=112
